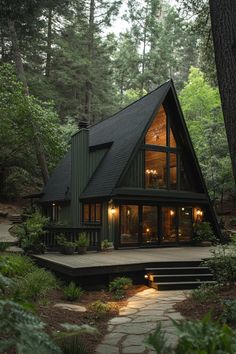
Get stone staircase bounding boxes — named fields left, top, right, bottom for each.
left=9, top=214, right=22, bottom=224
left=145, top=261, right=216, bottom=290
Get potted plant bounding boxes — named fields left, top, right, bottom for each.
left=77, top=233, right=89, bottom=254
left=101, top=239, right=114, bottom=252
left=56, top=234, right=76, bottom=255
left=192, top=222, right=217, bottom=246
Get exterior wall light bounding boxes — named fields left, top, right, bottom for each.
left=111, top=206, right=115, bottom=215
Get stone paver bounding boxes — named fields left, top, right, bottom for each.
left=53, top=303, right=86, bottom=312
left=0, top=224, right=17, bottom=243
left=96, top=288, right=188, bottom=354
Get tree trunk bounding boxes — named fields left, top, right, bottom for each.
left=209, top=0, right=236, bottom=185
left=8, top=19, right=49, bottom=184
left=45, top=7, right=52, bottom=77
left=8, top=20, right=29, bottom=96
left=84, top=0, right=95, bottom=126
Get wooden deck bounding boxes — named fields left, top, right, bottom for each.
left=33, top=247, right=213, bottom=281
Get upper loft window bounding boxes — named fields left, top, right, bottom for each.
left=145, top=105, right=178, bottom=190
left=145, top=105, right=176, bottom=147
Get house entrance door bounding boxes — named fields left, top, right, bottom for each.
left=141, top=205, right=159, bottom=245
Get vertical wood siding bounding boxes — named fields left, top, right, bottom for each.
left=120, top=150, right=144, bottom=188
left=71, top=130, right=108, bottom=226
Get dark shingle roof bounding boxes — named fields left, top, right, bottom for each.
left=41, top=151, right=71, bottom=202
left=41, top=81, right=171, bottom=202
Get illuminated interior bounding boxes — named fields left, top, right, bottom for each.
left=142, top=206, right=158, bottom=243
left=145, top=105, right=178, bottom=190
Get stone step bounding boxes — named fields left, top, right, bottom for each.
left=146, top=266, right=210, bottom=275
left=151, top=280, right=217, bottom=291
left=149, top=273, right=214, bottom=283
left=9, top=214, right=22, bottom=224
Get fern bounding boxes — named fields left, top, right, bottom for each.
left=0, top=300, right=61, bottom=353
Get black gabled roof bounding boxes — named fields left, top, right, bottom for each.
left=41, top=151, right=71, bottom=202
left=41, top=81, right=172, bottom=202
left=81, top=81, right=171, bottom=198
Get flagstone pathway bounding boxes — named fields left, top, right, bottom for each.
left=96, top=288, right=187, bottom=354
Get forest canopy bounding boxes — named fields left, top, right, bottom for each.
left=0, top=0, right=234, bottom=203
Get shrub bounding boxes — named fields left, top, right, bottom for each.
left=0, top=242, right=8, bottom=252
left=16, top=212, right=49, bottom=254
left=145, top=323, right=172, bottom=354
left=56, top=235, right=76, bottom=254
left=101, top=239, right=113, bottom=249
left=0, top=254, right=37, bottom=278
left=77, top=233, right=89, bottom=248
left=109, top=277, right=133, bottom=298
left=221, top=299, right=236, bottom=325
left=54, top=324, right=97, bottom=354
left=203, top=244, right=236, bottom=286
left=146, top=315, right=236, bottom=354
left=0, top=300, right=61, bottom=354
left=190, top=283, right=220, bottom=303
left=15, top=268, right=58, bottom=302
left=192, top=222, right=217, bottom=243
left=89, top=300, right=113, bottom=317
left=64, top=282, right=84, bottom=301
left=174, top=315, right=236, bottom=354
left=0, top=274, right=14, bottom=297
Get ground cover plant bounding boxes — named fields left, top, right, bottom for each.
left=175, top=242, right=236, bottom=328
left=146, top=315, right=236, bottom=354
left=109, top=276, right=133, bottom=299
left=0, top=251, right=145, bottom=353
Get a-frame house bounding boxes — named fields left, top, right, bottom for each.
left=40, top=80, right=221, bottom=248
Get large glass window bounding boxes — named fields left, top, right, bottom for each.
left=170, top=153, right=177, bottom=189
left=120, top=205, right=139, bottom=244
left=145, top=151, right=167, bottom=189
left=161, top=207, right=177, bottom=243
left=142, top=206, right=158, bottom=244
left=146, top=105, right=167, bottom=146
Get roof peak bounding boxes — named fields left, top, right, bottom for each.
left=89, top=80, right=171, bottom=130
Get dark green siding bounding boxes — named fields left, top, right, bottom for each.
left=71, top=129, right=108, bottom=226
left=120, top=150, right=144, bottom=188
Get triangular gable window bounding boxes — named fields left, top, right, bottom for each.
left=145, top=104, right=176, bottom=147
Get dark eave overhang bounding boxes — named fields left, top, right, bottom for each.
left=89, top=141, right=113, bottom=152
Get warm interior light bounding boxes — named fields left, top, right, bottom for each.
left=111, top=206, right=115, bottom=215
left=170, top=210, right=175, bottom=216
left=196, top=209, right=201, bottom=215
left=127, top=209, right=130, bottom=216
left=146, top=228, right=150, bottom=233
left=52, top=203, right=55, bottom=206
left=181, top=207, right=185, bottom=211
left=144, top=274, right=148, bottom=279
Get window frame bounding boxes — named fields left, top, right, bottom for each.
left=82, top=203, right=102, bottom=225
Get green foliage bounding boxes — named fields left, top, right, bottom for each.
left=221, top=300, right=236, bottom=325
left=0, top=254, right=37, bottom=277
left=145, top=323, right=172, bottom=354
left=180, top=67, right=235, bottom=202
left=54, top=324, right=97, bottom=354
left=0, top=64, right=66, bottom=198
left=0, top=242, right=8, bottom=252
left=0, top=274, right=14, bottom=297
left=101, top=239, right=113, bottom=249
left=146, top=315, right=236, bottom=354
left=89, top=300, right=113, bottom=316
left=56, top=234, right=77, bottom=254
left=190, top=283, right=220, bottom=303
left=192, top=222, right=217, bottom=243
left=203, top=244, right=236, bottom=286
left=64, top=282, right=84, bottom=302
left=16, top=212, right=49, bottom=254
left=15, top=268, right=58, bottom=302
left=109, top=277, right=133, bottom=298
left=0, top=300, right=61, bottom=354
left=175, top=315, right=236, bottom=354
left=77, top=233, right=89, bottom=248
